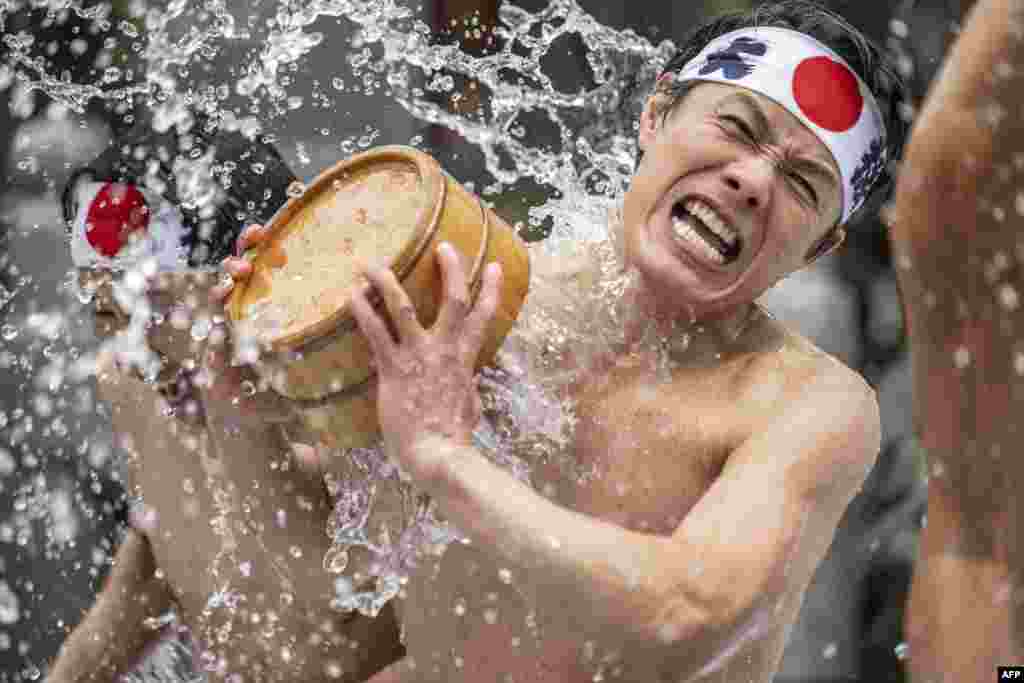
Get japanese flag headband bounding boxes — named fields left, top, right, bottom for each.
left=675, top=27, right=887, bottom=223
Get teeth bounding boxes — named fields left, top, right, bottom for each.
left=672, top=214, right=725, bottom=265
left=684, top=199, right=738, bottom=247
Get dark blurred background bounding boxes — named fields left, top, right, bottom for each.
left=0, top=1, right=966, bottom=681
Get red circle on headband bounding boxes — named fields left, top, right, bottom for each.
left=85, top=183, right=150, bottom=257
left=792, top=56, right=863, bottom=133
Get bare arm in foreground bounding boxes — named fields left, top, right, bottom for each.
left=888, top=0, right=1024, bottom=678
left=343, top=244, right=880, bottom=680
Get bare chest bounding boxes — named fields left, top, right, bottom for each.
left=396, top=356, right=759, bottom=680
left=529, top=355, right=750, bottom=534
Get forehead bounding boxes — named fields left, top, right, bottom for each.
left=677, top=82, right=840, bottom=175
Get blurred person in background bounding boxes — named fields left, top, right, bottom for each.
left=46, top=107, right=404, bottom=682
left=888, top=0, right=1024, bottom=678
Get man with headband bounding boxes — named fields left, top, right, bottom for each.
left=216, top=2, right=909, bottom=681
left=48, top=109, right=404, bottom=682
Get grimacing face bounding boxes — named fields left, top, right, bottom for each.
left=622, top=81, right=846, bottom=322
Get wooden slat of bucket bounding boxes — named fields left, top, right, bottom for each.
left=273, top=167, right=490, bottom=401
left=228, top=145, right=532, bottom=449
left=294, top=187, right=531, bottom=451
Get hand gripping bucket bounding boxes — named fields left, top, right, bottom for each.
left=227, top=146, right=530, bottom=449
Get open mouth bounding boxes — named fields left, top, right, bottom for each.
left=670, top=198, right=742, bottom=267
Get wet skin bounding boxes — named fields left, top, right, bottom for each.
left=53, top=77, right=877, bottom=682
left=621, top=80, right=845, bottom=325
left=49, top=264, right=403, bottom=682
left=215, top=80, right=877, bottom=682
left=339, top=240, right=876, bottom=683
left=887, top=0, right=1024, bottom=678
left=333, top=83, right=874, bottom=682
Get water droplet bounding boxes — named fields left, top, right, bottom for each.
left=953, top=346, right=971, bottom=369
left=999, top=284, right=1019, bottom=311
left=498, top=568, right=512, bottom=584
left=323, top=546, right=350, bottom=574
left=483, top=607, right=498, bottom=624
left=325, top=660, right=344, bottom=678
left=823, top=642, right=838, bottom=659
left=1, top=325, right=18, bottom=341
left=0, top=582, right=20, bottom=624
left=894, top=642, right=909, bottom=660
left=190, top=316, right=212, bottom=341
left=289, top=545, right=303, bottom=558
left=287, top=180, right=306, bottom=198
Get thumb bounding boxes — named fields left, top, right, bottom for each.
left=289, top=441, right=327, bottom=477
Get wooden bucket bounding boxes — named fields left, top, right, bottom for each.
left=226, top=145, right=530, bottom=449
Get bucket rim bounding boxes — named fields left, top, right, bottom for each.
left=227, top=145, right=447, bottom=352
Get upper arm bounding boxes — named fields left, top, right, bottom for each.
left=651, top=366, right=880, bottom=651
left=891, top=0, right=1024, bottom=285
left=889, top=0, right=1024, bottom=487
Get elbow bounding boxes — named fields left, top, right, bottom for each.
left=640, top=569, right=726, bottom=650
left=642, top=588, right=775, bottom=678
left=643, top=596, right=709, bottom=648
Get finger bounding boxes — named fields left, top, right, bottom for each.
left=209, top=274, right=235, bottom=304
left=463, top=262, right=502, bottom=359
left=289, top=442, right=325, bottom=476
left=360, top=264, right=426, bottom=345
left=434, top=242, right=472, bottom=336
left=223, top=256, right=253, bottom=279
left=210, top=257, right=252, bottom=304
left=350, top=284, right=397, bottom=365
left=237, top=223, right=270, bottom=254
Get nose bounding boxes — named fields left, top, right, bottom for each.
left=721, top=156, right=774, bottom=212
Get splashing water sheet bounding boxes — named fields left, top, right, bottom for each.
left=0, top=0, right=691, bottom=680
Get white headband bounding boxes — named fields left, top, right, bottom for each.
left=69, top=181, right=188, bottom=271
left=676, top=27, right=887, bottom=223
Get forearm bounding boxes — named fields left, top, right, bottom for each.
left=48, top=530, right=176, bottom=683
left=417, top=436, right=685, bottom=645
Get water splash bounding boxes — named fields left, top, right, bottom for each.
left=0, top=0, right=690, bottom=676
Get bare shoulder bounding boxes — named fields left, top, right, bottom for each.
left=736, top=316, right=881, bottom=488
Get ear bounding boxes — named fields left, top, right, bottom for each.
left=804, top=225, right=847, bottom=265
left=638, top=76, right=674, bottom=153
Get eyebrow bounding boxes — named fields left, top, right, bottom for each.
left=725, top=92, right=842, bottom=195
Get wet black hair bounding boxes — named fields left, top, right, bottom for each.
left=62, top=108, right=298, bottom=268
left=653, top=0, right=910, bottom=258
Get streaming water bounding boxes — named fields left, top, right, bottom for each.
left=1, top=0, right=685, bottom=679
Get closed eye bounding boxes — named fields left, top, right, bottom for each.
left=788, top=170, right=819, bottom=206
left=721, top=115, right=757, bottom=142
